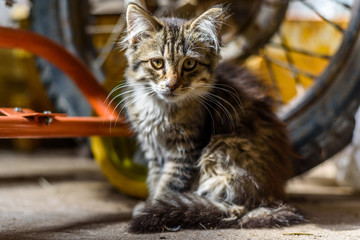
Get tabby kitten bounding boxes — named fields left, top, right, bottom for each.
left=121, top=3, right=303, bottom=233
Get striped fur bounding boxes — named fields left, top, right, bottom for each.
left=119, top=3, right=303, bottom=233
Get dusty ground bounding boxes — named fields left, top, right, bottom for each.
left=0, top=149, right=360, bottom=240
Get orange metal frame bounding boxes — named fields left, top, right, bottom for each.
left=0, top=26, right=131, bottom=138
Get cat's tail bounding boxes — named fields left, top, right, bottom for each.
left=128, top=193, right=304, bottom=233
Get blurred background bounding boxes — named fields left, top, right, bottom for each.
left=0, top=0, right=359, bottom=190
left=1, top=2, right=360, bottom=238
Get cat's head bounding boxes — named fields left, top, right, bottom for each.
left=123, top=3, right=224, bottom=104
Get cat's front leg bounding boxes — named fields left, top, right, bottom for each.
left=152, top=158, right=198, bottom=200
left=146, top=158, right=162, bottom=199
left=133, top=158, right=162, bottom=217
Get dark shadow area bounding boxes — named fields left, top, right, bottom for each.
left=0, top=170, right=106, bottom=185
left=0, top=212, right=132, bottom=240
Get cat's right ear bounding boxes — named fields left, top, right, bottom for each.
left=126, top=3, right=162, bottom=44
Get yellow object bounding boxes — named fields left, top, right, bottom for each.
left=91, top=136, right=148, bottom=198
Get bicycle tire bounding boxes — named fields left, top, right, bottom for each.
left=287, top=0, right=360, bottom=174
left=31, top=0, right=98, bottom=116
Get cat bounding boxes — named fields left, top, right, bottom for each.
left=119, top=3, right=303, bottom=233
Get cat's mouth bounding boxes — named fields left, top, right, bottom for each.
left=162, top=92, right=175, bottom=97
left=156, top=90, right=181, bottom=102
left=159, top=91, right=176, bottom=98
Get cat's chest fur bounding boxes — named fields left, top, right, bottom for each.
left=126, top=91, right=206, bottom=161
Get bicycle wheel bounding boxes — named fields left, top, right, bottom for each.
left=258, top=0, right=360, bottom=174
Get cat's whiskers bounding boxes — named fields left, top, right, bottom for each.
left=104, top=82, right=129, bottom=118
left=111, top=95, right=131, bottom=127
left=107, top=87, right=145, bottom=118
left=108, top=84, right=154, bottom=124
left=194, top=90, right=225, bottom=126
left=188, top=92, right=216, bottom=132
left=202, top=93, right=235, bottom=131
left=105, top=82, right=150, bottom=108
left=194, top=87, right=236, bottom=131
left=196, top=84, right=244, bottom=131
left=105, top=82, right=126, bottom=100
left=205, top=83, right=245, bottom=114
left=120, top=90, right=156, bottom=115
left=202, top=87, right=242, bottom=124
left=113, top=88, right=156, bottom=126
left=214, top=96, right=240, bottom=132
left=119, top=87, right=154, bottom=111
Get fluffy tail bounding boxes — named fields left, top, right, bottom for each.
left=129, top=193, right=304, bottom=233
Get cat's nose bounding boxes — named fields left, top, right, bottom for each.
left=166, top=83, right=179, bottom=91
left=165, top=75, right=180, bottom=92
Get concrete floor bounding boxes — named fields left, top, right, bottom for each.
left=0, top=149, right=360, bottom=240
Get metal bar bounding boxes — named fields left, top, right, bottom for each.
left=0, top=26, right=123, bottom=121
left=0, top=115, right=132, bottom=139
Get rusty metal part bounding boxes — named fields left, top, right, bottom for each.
left=0, top=26, right=131, bottom=138
left=0, top=108, right=132, bottom=138
left=0, top=26, right=123, bottom=121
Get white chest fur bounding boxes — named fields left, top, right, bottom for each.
left=126, top=91, right=204, bottom=162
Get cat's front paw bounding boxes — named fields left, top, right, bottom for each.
left=229, top=205, right=247, bottom=217
left=132, top=202, right=146, bottom=217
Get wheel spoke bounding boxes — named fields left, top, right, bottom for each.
left=264, top=56, right=318, bottom=80
left=278, top=32, right=303, bottom=84
left=328, top=0, right=351, bottom=9
left=262, top=52, right=284, bottom=105
left=294, top=0, right=344, bottom=32
left=268, top=42, right=331, bottom=59
left=94, top=16, right=126, bottom=68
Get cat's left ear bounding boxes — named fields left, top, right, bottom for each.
left=126, top=3, right=163, bottom=44
left=187, top=7, right=224, bottom=52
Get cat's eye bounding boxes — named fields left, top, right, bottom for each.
left=183, top=59, right=197, bottom=71
left=150, top=58, right=164, bottom=70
